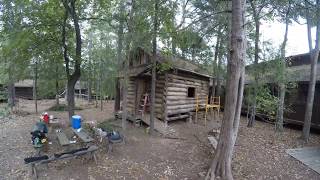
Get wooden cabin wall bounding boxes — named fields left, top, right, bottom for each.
left=284, top=82, right=320, bottom=127
left=126, top=74, right=166, bottom=119
left=155, top=74, right=166, bottom=120
left=127, top=77, right=136, bottom=114
left=15, top=87, right=33, bottom=99
left=164, top=71, right=210, bottom=120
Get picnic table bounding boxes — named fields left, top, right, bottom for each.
left=56, top=128, right=94, bottom=147
left=71, top=128, right=94, bottom=143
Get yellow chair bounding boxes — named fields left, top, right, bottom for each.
left=204, top=96, right=221, bottom=126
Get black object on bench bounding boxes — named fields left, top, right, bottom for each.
left=24, top=145, right=98, bottom=179
left=24, top=155, right=49, bottom=164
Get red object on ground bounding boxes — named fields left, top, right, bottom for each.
left=43, top=114, right=49, bottom=124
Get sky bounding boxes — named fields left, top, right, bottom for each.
left=261, top=20, right=316, bottom=56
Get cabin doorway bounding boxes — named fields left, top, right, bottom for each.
left=135, top=76, right=151, bottom=117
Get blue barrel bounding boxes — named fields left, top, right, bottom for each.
left=72, top=115, right=81, bottom=129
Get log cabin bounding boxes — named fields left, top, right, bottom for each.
left=15, top=79, right=34, bottom=99
left=245, top=52, right=320, bottom=129
left=122, top=48, right=212, bottom=125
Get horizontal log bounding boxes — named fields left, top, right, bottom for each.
left=168, top=76, right=204, bottom=85
left=167, top=108, right=195, bottom=115
left=167, top=114, right=190, bottom=121
left=166, top=100, right=206, bottom=105
left=167, top=83, right=209, bottom=89
left=167, top=87, right=187, bottom=92
left=167, top=92, right=186, bottom=96
left=168, top=73, right=209, bottom=83
left=167, top=104, right=197, bottom=110
left=170, top=79, right=201, bottom=86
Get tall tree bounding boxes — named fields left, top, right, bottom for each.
left=122, top=0, right=136, bottom=130
left=206, top=0, right=246, bottom=179
left=302, top=0, right=320, bottom=141
left=275, top=0, right=292, bottom=132
left=61, top=0, right=82, bottom=122
left=115, top=0, right=125, bottom=113
left=247, top=0, right=273, bottom=127
left=33, top=59, right=38, bottom=113
left=150, top=0, right=159, bottom=134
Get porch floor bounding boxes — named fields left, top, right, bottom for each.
left=286, top=146, right=320, bottom=174
left=139, top=114, right=175, bottom=135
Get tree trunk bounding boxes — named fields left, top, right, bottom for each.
left=87, top=32, right=93, bottom=103
left=121, top=0, right=135, bottom=130
left=115, top=0, right=125, bottom=113
left=150, top=0, right=159, bottom=134
left=247, top=0, right=259, bottom=127
left=302, top=0, right=320, bottom=141
left=55, top=65, right=60, bottom=106
left=306, top=0, right=313, bottom=51
left=206, top=0, right=246, bottom=179
left=33, top=60, right=38, bottom=113
left=6, top=1, right=15, bottom=111
left=276, top=5, right=290, bottom=132
left=216, top=53, right=223, bottom=97
left=88, top=80, right=92, bottom=103
left=67, top=79, right=77, bottom=121
left=212, top=30, right=221, bottom=97
left=114, top=78, right=121, bottom=111
left=61, top=0, right=82, bottom=123
left=100, top=58, right=103, bottom=111
left=7, top=74, right=15, bottom=111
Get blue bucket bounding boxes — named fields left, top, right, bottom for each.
left=72, top=115, right=81, bottom=129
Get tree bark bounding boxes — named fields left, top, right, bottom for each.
left=7, top=73, right=15, bottom=111
left=150, top=0, right=159, bottom=134
left=206, top=0, right=246, bottom=179
left=61, top=0, right=82, bottom=123
left=276, top=4, right=290, bottom=132
left=55, top=64, right=60, bottom=106
left=305, top=0, right=313, bottom=51
left=88, top=79, right=92, bottom=103
left=302, top=0, right=320, bottom=141
left=33, top=60, right=38, bottom=113
left=100, top=55, right=103, bottom=111
left=115, top=0, right=125, bottom=113
left=115, top=78, right=121, bottom=111
left=122, top=0, right=135, bottom=130
left=6, top=1, right=15, bottom=111
left=212, top=29, right=221, bottom=97
left=247, top=0, right=260, bottom=127
left=216, top=50, right=223, bottom=97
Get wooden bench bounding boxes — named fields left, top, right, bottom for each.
left=56, top=131, right=73, bottom=146
left=71, top=128, right=94, bottom=143
left=24, top=145, right=98, bottom=179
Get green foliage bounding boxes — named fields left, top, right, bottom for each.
left=255, top=86, right=279, bottom=119
left=156, top=61, right=173, bottom=73
left=0, top=106, right=10, bottom=118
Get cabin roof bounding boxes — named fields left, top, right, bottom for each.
left=132, top=47, right=212, bottom=78
left=14, top=79, right=33, bottom=88
left=245, top=52, right=320, bottom=84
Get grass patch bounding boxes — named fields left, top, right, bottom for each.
left=48, top=104, right=82, bottom=111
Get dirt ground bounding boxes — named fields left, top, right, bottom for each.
left=0, top=99, right=320, bottom=180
